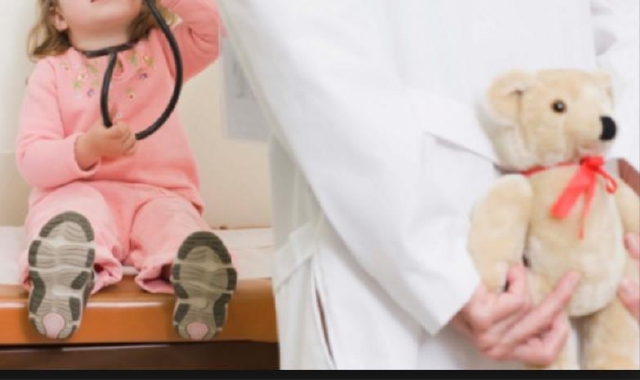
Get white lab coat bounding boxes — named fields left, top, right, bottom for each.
left=217, top=0, right=639, bottom=370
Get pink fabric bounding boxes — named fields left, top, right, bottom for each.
left=19, top=181, right=213, bottom=294
left=16, top=0, right=220, bottom=211
left=15, top=0, right=222, bottom=294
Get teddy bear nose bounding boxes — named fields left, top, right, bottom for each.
left=600, top=116, right=617, bottom=141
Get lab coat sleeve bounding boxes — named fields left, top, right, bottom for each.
left=591, top=0, right=640, bottom=170
left=218, top=0, right=481, bottom=334
left=158, top=0, right=220, bottom=81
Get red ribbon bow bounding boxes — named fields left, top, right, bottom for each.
left=522, top=156, right=618, bottom=239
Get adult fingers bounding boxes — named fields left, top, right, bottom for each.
left=475, top=268, right=534, bottom=347
left=625, top=233, right=640, bottom=261
left=619, top=279, right=640, bottom=321
left=451, top=315, right=474, bottom=340
left=509, top=313, right=570, bottom=367
left=497, top=271, right=579, bottom=348
left=490, top=265, right=533, bottom=323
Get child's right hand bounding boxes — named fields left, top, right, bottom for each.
left=75, top=122, right=138, bottom=170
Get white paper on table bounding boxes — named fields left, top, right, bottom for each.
left=0, top=227, right=274, bottom=285
left=0, top=227, right=26, bottom=285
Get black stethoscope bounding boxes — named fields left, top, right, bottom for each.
left=81, top=0, right=183, bottom=141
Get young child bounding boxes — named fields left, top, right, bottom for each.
left=16, top=0, right=236, bottom=341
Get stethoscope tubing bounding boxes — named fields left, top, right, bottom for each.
left=99, top=0, right=184, bottom=140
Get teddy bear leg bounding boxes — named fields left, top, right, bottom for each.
left=580, top=298, right=639, bottom=370
left=544, top=326, right=580, bottom=370
left=580, top=254, right=639, bottom=370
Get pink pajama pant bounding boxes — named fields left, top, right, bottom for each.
left=20, top=181, right=211, bottom=294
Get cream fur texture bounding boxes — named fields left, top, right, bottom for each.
left=469, top=69, right=639, bottom=370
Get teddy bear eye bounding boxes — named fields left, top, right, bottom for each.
left=552, top=100, right=567, bottom=113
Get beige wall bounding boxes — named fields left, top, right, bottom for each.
left=0, top=1, right=272, bottom=228
left=181, top=63, right=272, bottom=229
left=0, top=153, right=29, bottom=226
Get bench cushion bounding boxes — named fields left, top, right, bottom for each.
left=0, top=228, right=277, bottom=346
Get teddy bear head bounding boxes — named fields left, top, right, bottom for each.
left=481, top=69, right=616, bottom=171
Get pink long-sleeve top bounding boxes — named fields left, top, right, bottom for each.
left=16, top=0, right=220, bottom=212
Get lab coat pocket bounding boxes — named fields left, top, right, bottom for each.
left=272, top=219, right=320, bottom=291
left=310, top=254, right=338, bottom=370
left=271, top=217, right=337, bottom=369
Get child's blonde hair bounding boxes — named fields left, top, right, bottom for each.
left=28, top=0, right=175, bottom=61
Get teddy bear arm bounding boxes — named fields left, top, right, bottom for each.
left=468, top=175, right=533, bottom=292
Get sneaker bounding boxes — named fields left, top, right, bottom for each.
left=27, top=212, right=95, bottom=340
left=171, top=231, right=237, bottom=341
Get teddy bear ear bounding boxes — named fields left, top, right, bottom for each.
left=484, top=71, right=536, bottom=127
left=593, top=69, right=615, bottom=104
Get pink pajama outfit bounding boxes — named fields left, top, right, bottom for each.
left=15, top=0, right=221, bottom=294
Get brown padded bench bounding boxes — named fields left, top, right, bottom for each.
left=0, top=277, right=278, bottom=369
left=0, top=277, right=276, bottom=345
left=0, top=227, right=279, bottom=370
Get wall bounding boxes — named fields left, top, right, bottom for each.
left=0, top=0, right=272, bottom=228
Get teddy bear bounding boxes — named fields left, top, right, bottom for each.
left=468, top=69, right=639, bottom=370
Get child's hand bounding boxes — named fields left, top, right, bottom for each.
left=452, top=265, right=580, bottom=367
left=76, top=122, right=138, bottom=170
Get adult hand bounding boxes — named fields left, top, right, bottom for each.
left=619, top=233, right=639, bottom=321
left=452, top=265, right=580, bottom=366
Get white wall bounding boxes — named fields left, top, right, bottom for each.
left=0, top=0, right=272, bottom=228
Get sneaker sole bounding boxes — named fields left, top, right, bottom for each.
left=171, top=231, right=237, bottom=341
left=28, top=212, right=95, bottom=340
